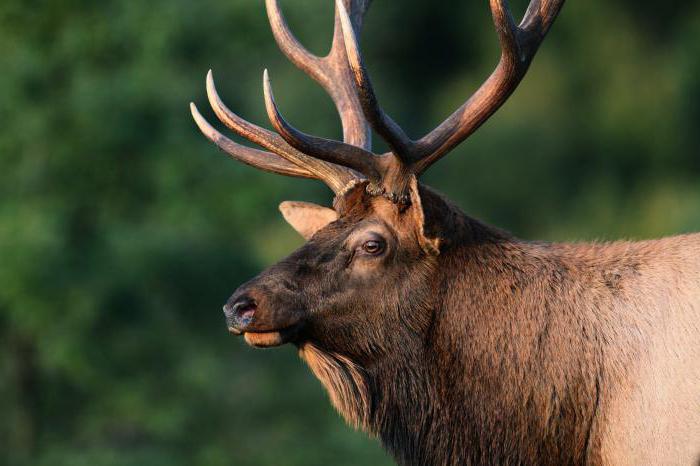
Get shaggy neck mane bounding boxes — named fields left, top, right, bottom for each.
left=298, top=343, right=372, bottom=431
left=298, top=337, right=438, bottom=463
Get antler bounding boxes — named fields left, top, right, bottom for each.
left=339, top=0, right=565, bottom=174
left=266, top=0, right=373, bottom=151
left=191, top=0, right=565, bottom=202
left=190, top=0, right=376, bottom=195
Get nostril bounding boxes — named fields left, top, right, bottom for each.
left=233, top=298, right=257, bottom=322
left=223, top=296, right=257, bottom=328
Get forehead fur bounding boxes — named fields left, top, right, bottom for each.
left=332, top=178, right=441, bottom=255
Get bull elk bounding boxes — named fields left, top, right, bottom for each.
left=190, top=0, right=700, bottom=464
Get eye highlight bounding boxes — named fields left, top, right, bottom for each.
left=362, top=239, right=385, bottom=255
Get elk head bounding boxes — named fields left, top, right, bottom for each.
left=191, top=0, right=563, bottom=431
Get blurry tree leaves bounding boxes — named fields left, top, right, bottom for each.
left=0, top=0, right=698, bottom=465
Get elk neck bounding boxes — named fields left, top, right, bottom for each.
left=299, top=187, right=653, bottom=465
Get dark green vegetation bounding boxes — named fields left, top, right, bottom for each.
left=1, top=0, right=699, bottom=464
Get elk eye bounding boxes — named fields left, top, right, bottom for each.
left=362, top=239, right=384, bottom=255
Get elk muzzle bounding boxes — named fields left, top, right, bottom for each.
left=223, top=286, right=305, bottom=348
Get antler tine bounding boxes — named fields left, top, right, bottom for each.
left=206, top=71, right=296, bottom=158
left=193, top=70, right=358, bottom=194
left=266, top=0, right=372, bottom=151
left=265, top=0, right=325, bottom=84
left=190, top=103, right=315, bottom=179
left=336, top=0, right=416, bottom=163
left=412, top=0, right=565, bottom=173
left=262, top=70, right=381, bottom=182
left=521, top=0, right=566, bottom=39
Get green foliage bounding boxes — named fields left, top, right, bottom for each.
left=1, top=0, right=698, bottom=464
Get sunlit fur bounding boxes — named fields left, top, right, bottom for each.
left=232, top=181, right=700, bottom=465
left=299, top=342, right=371, bottom=430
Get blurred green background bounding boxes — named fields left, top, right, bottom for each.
left=1, top=0, right=699, bottom=464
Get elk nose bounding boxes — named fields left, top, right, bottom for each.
left=223, top=295, right=258, bottom=334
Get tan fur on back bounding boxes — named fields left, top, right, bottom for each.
left=478, top=234, right=700, bottom=464
left=573, top=235, right=700, bottom=465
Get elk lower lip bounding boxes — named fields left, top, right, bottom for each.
left=244, top=331, right=285, bottom=348
left=242, top=324, right=301, bottom=348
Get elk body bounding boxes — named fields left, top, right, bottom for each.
left=190, top=1, right=700, bottom=464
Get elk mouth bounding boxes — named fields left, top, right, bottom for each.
left=224, top=295, right=306, bottom=347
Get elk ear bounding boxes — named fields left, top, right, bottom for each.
left=407, top=177, right=441, bottom=256
left=279, top=201, right=338, bottom=240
